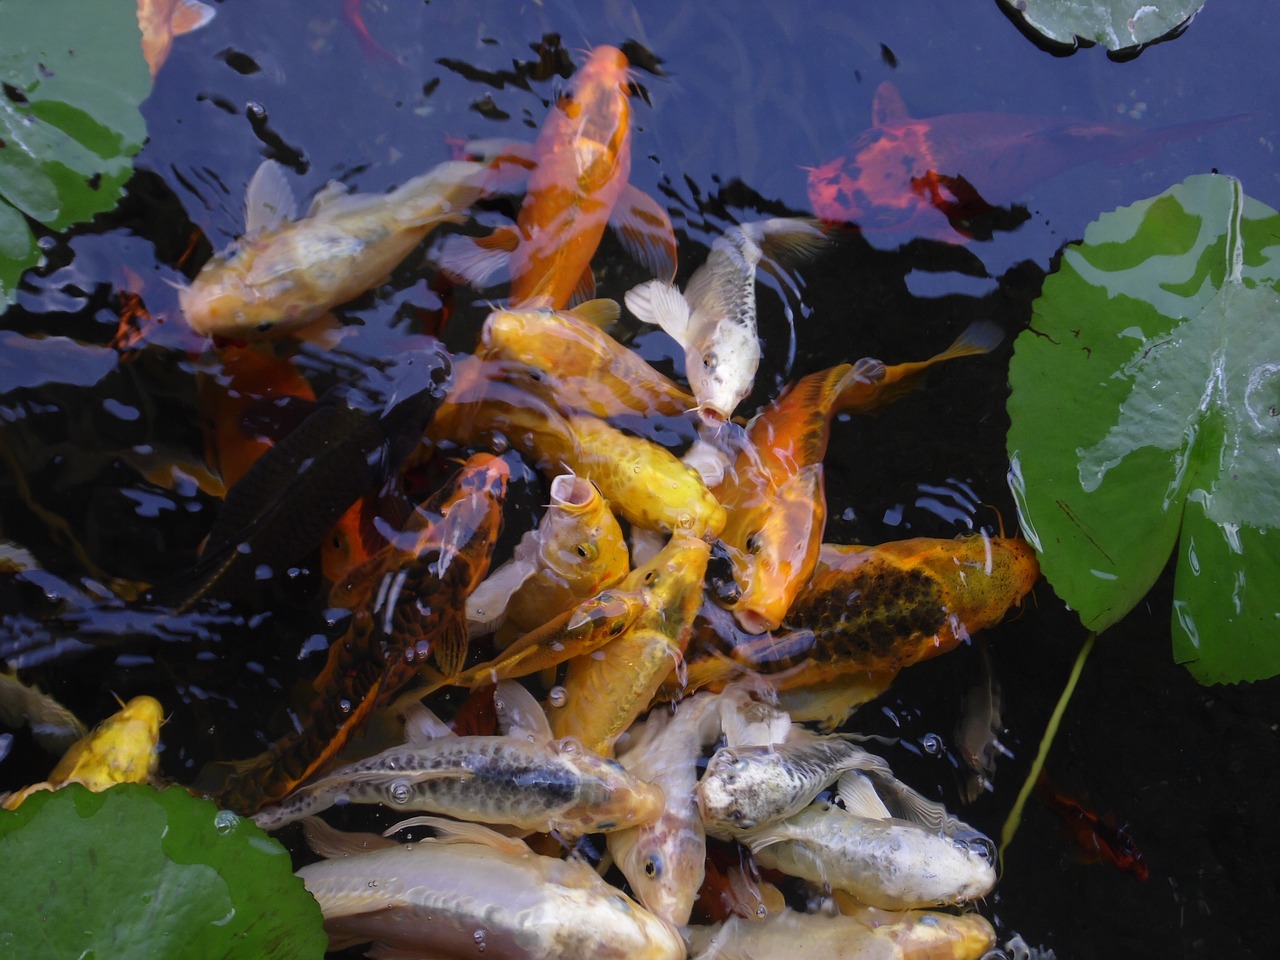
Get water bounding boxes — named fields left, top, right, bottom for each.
left=2, top=1, right=1279, bottom=957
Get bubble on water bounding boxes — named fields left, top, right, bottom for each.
left=548, top=686, right=568, bottom=708
left=338, top=699, right=353, bottom=714
left=213, top=810, right=239, bottom=835
left=921, top=732, right=943, bottom=755
left=473, top=929, right=487, bottom=952
left=389, top=779, right=411, bottom=804
left=368, top=880, right=379, bottom=888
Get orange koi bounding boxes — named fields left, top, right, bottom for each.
left=441, top=45, right=676, bottom=308
left=713, top=322, right=1000, bottom=634
left=1036, top=772, right=1149, bottom=881
left=808, top=81, right=1245, bottom=243
left=214, top=453, right=507, bottom=814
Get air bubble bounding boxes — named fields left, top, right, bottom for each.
left=338, top=699, right=353, bottom=714
left=548, top=686, right=568, bottom=707
left=473, top=929, right=487, bottom=952
left=921, top=732, right=943, bottom=755
left=213, top=810, right=239, bottom=835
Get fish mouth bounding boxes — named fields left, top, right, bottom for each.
left=732, top=607, right=773, bottom=635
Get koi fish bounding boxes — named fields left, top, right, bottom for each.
left=214, top=454, right=507, bottom=814
left=137, top=0, right=216, bottom=78
left=180, top=159, right=486, bottom=337
left=2, top=695, right=163, bottom=809
left=0, top=669, right=87, bottom=755
left=625, top=217, right=829, bottom=423
left=295, top=816, right=685, bottom=960
left=688, top=906, right=996, bottom=960
left=1036, top=772, right=1149, bottom=881
left=439, top=45, right=676, bottom=308
left=955, top=639, right=1011, bottom=803
left=740, top=771, right=996, bottom=909
left=477, top=300, right=695, bottom=420
left=254, top=681, right=662, bottom=836
left=431, top=357, right=725, bottom=537
left=149, top=342, right=451, bottom=612
left=808, top=81, right=1244, bottom=243
left=683, top=534, right=1038, bottom=729
left=466, top=472, right=629, bottom=639
left=548, top=534, right=711, bottom=756
left=609, top=692, right=724, bottom=925
left=712, top=321, right=1001, bottom=634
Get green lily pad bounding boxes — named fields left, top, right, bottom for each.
left=0, top=0, right=151, bottom=305
left=1007, top=173, right=1280, bottom=684
left=0, top=784, right=326, bottom=959
left=1000, top=0, right=1204, bottom=51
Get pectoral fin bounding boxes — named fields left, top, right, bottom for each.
left=466, top=557, right=537, bottom=636
left=836, top=770, right=892, bottom=820
left=625, top=280, right=694, bottom=346
left=611, top=184, right=677, bottom=282
left=385, top=814, right=533, bottom=856
left=435, top=227, right=519, bottom=289
left=493, top=678, right=552, bottom=743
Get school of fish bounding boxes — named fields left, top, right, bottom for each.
left=0, top=43, right=1054, bottom=960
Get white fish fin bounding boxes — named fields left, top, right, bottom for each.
left=493, top=678, right=552, bottom=743
left=610, top=183, right=677, bottom=282
left=386, top=815, right=533, bottom=856
left=243, top=160, right=298, bottom=234
left=170, top=0, right=216, bottom=35
left=871, top=81, right=911, bottom=127
left=624, top=280, right=694, bottom=346
left=836, top=770, right=892, bottom=820
left=465, top=557, right=536, bottom=636
left=863, top=770, right=976, bottom=839
left=566, top=298, right=621, bottom=328
left=302, top=816, right=396, bottom=858
left=628, top=525, right=665, bottom=566
left=304, top=179, right=352, bottom=218
left=398, top=702, right=454, bottom=746
left=718, top=678, right=789, bottom=749
left=744, top=217, right=830, bottom=274
left=434, top=227, right=517, bottom=289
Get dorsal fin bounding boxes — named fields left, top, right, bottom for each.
left=494, top=679, right=552, bottom=743
left=244, top=160, right=298, bottom=234
left=399, top=702, right=455, bottom=746
left=871, top=81, right=911, bottom=127
left=566, top=298, right=621, bottom=328
left=836, top=769, right=891, bottom=819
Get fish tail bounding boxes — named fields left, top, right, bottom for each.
left=935, top=319, right=1003, bottom=361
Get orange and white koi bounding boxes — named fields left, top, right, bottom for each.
left=440, top=45, right=676, bottom=308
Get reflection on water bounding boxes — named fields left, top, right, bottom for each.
left=1, top=2, right=1278, bottom=958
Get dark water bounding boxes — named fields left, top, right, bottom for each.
left=2, top=1, right=1278, bottom=957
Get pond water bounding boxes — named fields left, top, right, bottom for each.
left=2, top=1, right=1278, bottom=958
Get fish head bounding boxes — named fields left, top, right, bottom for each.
left=717, top=465, right=825, bottom=634
left=178, top=262, right=268, bottom=338
left=555, top=738, right=666, bottom=832
left=806, top=121, right=937, bottom=232
left=548, top=45, right=633, bottom=194
left=687, top=321, right=760, bottom=424
left=536, top=474, right=630, bottom=591
left=624, top=535, right=711, bottom=640
left=696, top=747, right=769, bottom=833
left=609, top=813, right=706, bottom=927
left=52, top=695, right=164, bottom=787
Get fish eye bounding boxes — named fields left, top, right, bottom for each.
left=745, top=531, right=763, bottom=554
left=642, top=569, right=657, bottom=584
left=643, top=856, right=662, bottom=879
left=575, top=541, right=599, bottom=561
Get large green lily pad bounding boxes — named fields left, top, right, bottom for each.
left=1007, top=173, right=1280, bottom=684
left=0, top=0, right=151, bottom=305
left=0, top=784, right=326, bottom=959
left=1000, top=0, right=1204, bottom=51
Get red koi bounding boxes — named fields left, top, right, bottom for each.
left=441, top=45, right=676, bottom=308
left=1036, top=772, right=1149, bottom=881
left=807, top=81, right=1244, bottom=243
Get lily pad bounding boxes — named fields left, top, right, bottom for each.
left=1000, top=0, right=1204, bottom=51
left=0, top=784, right=326, bottom=958
left=1007, top=173, right=1280, bottom=684
left=0, top=0, right=151, bottom=305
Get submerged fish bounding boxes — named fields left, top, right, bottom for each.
left=625, top=218, right=828, bottom=423
left=215, top=454, right=507, bottom=814
left=687, top=907, right=996, bottom=960
left=180, top=159, right=486, bottom=337
left=1036, top=772, right=1149, bottom=881
left=712, top=321, right=1001, bottom=634
left=440, top=45, right=676, bottom=308
left=807, top=80, right=1243, bottom=243
left=254, top=681, right=662, bottom=836
left=466, top=472, right=629, bottom=638
left=296, top=816, right=685, bottom=960
left=0, top=669, right=87, bottom=755
left=2, top=695, right=163, bottom=809
left=137, top=0, right=216, bottom=78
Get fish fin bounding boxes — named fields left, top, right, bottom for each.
left=170, top=0, right=216, bottom=35
left=391, top=161, right=489, bottom=226
left=301, top=816, right=397, bottom=858
left=566, top=265, right=597, bottom=307
left=566, top=298, right=622, bottom=329
left=399, top=701, right=455, bottom=745
left=871, top=81, right=911, bottom=127
left=865, top=769, right=981, bottom=839
left=938, top=319, right=1003, bottom=360
left=611, top=184, right=678, bottom=282
left=744, top=217, right=831, bottom=273
left=493, top=679, right=552, bottom=743
left=476, top=141, right=539, bottom=195
left=385, top=814, right=533, bottom=855
left=465, top=557, right=536, bottom=636
left=624, top=280, right=693, bottom=345
left=243, top=160, right=298, bottom=234
left=434, top=228, right=518, bottom=289
left=836, top=770, right=892, bottom=819
left=304, top=179, right=352, bottom=218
